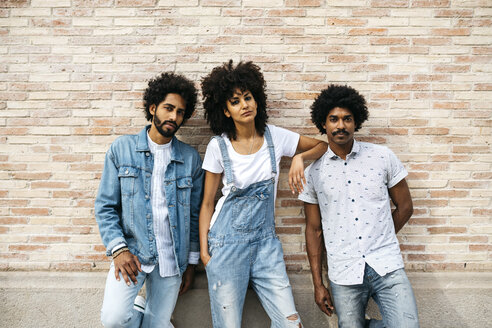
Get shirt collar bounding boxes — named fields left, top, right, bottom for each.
left=327, top=138, right=360, bottom=160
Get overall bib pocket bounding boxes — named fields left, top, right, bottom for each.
left=231, top=192, right=269, bottom=232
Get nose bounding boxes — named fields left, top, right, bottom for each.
left=169, top=109, right=177, bottom=121
left=336, top=119, right=344, bottom=129
left=240, top=97, right=248, bottom=109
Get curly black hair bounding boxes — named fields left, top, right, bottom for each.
left=201, top=60, right=268, bottom=140
left=143, top=72, right=197, bottom=123
left=311, top=84, right=369, bottom=134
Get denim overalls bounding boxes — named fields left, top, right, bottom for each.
left=205, top=127, right=302, bottom=328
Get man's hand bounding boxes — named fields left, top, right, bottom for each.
left=288, top=154, right=306, bottom=194
left=114, top=251, right=142, bottom=286
left=314, top=284, right=334, bottom=316
left=179, top=264, right=195, bottom=295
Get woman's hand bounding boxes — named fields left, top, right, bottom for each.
left=201, top=252, right=211, bottom=267
left=288, top=154, right=306, bottom=194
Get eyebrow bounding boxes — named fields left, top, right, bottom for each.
left=163, top=103, right=176, bottom=109
left=329, top=114, right=352, bottom=118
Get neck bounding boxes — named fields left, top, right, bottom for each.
left=148, top=125, right=172, bottom=145
left=329, top=139, right=354, bottom=160
left=234, top=121, right=256, bottom=140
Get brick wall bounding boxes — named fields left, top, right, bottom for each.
left=1, top=0, right=490, bottom=272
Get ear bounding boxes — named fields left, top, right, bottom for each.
left=223, top=108, right=231, bottom=118
left=149, top=104, right=156, bottom=116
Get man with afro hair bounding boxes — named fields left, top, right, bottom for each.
left=299, top=85, right=419, bottom=327
left=95, top=72, right=204, bottom=328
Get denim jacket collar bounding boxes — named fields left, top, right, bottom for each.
left=136, top=125, right=184, bottom=163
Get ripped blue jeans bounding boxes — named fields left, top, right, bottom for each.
left=330, top=265, right=419, bottom=328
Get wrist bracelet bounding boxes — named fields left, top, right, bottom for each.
left=112, top=247, right=129, bottom=259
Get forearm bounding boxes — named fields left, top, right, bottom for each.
left=199, top=202, right=214, bottom=257
left=306, top=225, right=325, bottom=288
left=392, top=203, right=413, bottom=233
left=297, top=140, right=328, bottom=161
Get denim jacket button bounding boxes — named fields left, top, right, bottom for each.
left=125, top=169, right=129, bottom=174
left=145, top=152, right=150, bottom=156
left=145, top=195, right=149, bottom=199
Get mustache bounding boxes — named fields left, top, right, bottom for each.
left=332, top=129, right=349, bottom=136
left=160, top=120, right=177, bottom=129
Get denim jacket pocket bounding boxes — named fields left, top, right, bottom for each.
left=118, top=166, right=138, bottom=196
left=176, top=176, right=192, bottom=206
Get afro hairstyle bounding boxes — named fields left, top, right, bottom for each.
left=310, top=84, right=369, bottom=134
left=200, top=60, right=268, bottom=140
left=143, top=72, right=197, bottom=123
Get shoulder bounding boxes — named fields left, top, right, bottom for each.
left=358, top=141, right=393, bottom=156
left=109, top=134, right=137, bottom=154
left=174, top=138, right=201, bottom=160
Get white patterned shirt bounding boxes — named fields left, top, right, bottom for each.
left=299, top=140, right=408, bottom=285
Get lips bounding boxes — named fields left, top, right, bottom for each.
left=242, top=111, right=253, bottom=116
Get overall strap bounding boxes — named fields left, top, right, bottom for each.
left=213, top=136, right=234, bottom=186
left=264, top=126, right=277, bottom=176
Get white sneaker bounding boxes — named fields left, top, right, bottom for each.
left=133, top=295, right=146, bottom=314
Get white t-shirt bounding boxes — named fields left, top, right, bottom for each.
left=202, top=124, right=300, bottom=229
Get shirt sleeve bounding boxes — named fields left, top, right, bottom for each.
left=386, top=147, right=408, bottom=188
left=298, top=163, right=319, bottom=204
left=202, top=137, right=224, bottom=174
left=269, top=124, right=300, bottom=158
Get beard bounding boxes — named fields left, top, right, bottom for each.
left=154, top=114, right=180, bottom=138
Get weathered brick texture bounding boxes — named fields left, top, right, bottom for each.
left=0, top=1, right=490, bottom=272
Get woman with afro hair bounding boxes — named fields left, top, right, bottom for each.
left=199, top=60, right=327, bottom=328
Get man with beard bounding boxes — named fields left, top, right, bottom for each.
left=299, top=85, right=419, bottom=327
left=95, top=72, right=204, bottom=328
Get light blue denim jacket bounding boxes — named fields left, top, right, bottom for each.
left=95, top=126, right=204, bottom=275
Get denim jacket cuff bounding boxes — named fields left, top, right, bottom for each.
left=190, top=241, right=199, bottom=253
left=106, top=237, right=127, bottom=256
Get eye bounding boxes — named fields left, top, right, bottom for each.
left=245, top=95, right=252, bottom=101
left=230, top=99, right=239, bottom=105
left=177, top=109, right=185, bottom=116
left=345, top=117, right=353, bottom=122
left=164, top=106, right=173, bottom=112
left=329, top=117, right=337, bottom=122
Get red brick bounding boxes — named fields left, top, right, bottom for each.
left=9, top=245, right=49, bottom=252
left=31, top=236, right=70, bottom=243
left=53, top=226, right=91, bottom=234
left=434, top=9, right=473, bottom=17
left=276, top=227, right=302, bottom=234
left=400, top=244, right=425, bottom=252
left=450, top=236, right=488, bottom=243
left=31, top=181, right=71, bottom=189
left=348, top=28, right=387, bottom=36
left=452, top=145, right=490, bottom=153
left=430, top=190, right=468, bottom=198
left=12, top=172, right=52, bottom=180
left=408, top=217, right=447, bottom=225
left=281, top=199, right=303, bottom=207
left=371, top=0, right=408, bottom=7
left=0, top=0, right=28, bottom=7
left=0, top=217, right=28, bottom=224
left=371, top=37, right=409, bottom=45
left=282, top=218, right=306, bottom=225
left=11, top=208, right=49, bottom=216
left=285, top=0, right=323, bottom=6
left=411, top=0, right=450, bottom=7
left=407, top=254, right=446, bottom=261
left=432, top=28, right=470, bottom=36
left=428, top=227, right=467, bottom=234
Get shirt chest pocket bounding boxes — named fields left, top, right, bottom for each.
left=359, top=174, right=386, bottom=201
left=176, top=176, right=192, bottom=206
left=118, top=166, right=139, bottom=196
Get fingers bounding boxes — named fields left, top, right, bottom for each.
left=114, top=265, right=120, bottom=281
left=316, top=297, right=333, bottom=317
left=134, top=255, right=142, bottom=272
left=289, top=174, right=305, bottom=194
